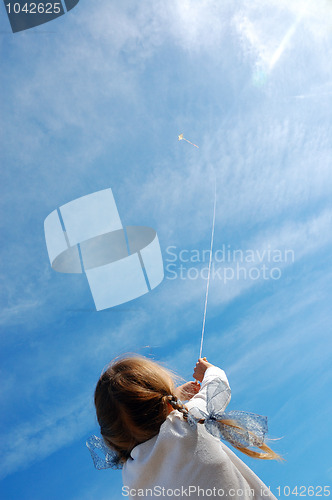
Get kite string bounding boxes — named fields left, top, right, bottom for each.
left=199, top=175, right=217, bottom=359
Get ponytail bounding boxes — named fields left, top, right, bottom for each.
left=165, top=395, right=282, bottom=461
left=94, top=356, right=282, bottom=463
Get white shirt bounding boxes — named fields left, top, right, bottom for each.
left=122, top=366, right=277, bottom=499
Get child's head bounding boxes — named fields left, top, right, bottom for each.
left=94, top=355, right=177, bottom=461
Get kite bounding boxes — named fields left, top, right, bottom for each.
left=44, top=188, right=164, bottom=310
left=178, top=133, right=199, bottom=148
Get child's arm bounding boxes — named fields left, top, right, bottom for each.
left=174, top=381, right=201, bottom=401
left=192, top=357, right=214, bottom=382
left=174, top=358, right=214, bottom=400
left=185, top=357, right=230, bottom=412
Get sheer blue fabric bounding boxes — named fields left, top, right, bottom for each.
left=86, top=435, right=123, bottom=470
left=186, top=379, right=268, bottom=448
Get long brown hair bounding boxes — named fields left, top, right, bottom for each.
left=94, top=355, right=282, bottom=463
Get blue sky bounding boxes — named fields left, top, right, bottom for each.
left=1, top=1, right=332, bottom=498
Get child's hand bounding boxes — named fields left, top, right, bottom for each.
left=174, top=381, right=201, bottom=401
left=193, top=357, right=214, bottom=382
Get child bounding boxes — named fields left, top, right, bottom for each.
left=90, top=355, right=280, bottom=499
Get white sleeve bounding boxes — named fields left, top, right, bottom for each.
left=185, top=366, right=230, bottom=413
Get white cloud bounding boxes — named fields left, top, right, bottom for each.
left=0, top=392, right=93, bottom=480
left=1, top=0, right=332, bottom=485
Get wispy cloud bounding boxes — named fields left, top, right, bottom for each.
left=0, top=392, right=93, bottom=480
left=1, top=0, right=332, bottom=490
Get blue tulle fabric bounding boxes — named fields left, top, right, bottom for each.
left=86, top=379, right=268, bottom=470
left=86, top=435, right=123, bottom=470
left=186, top=379, right=268, bottom=448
